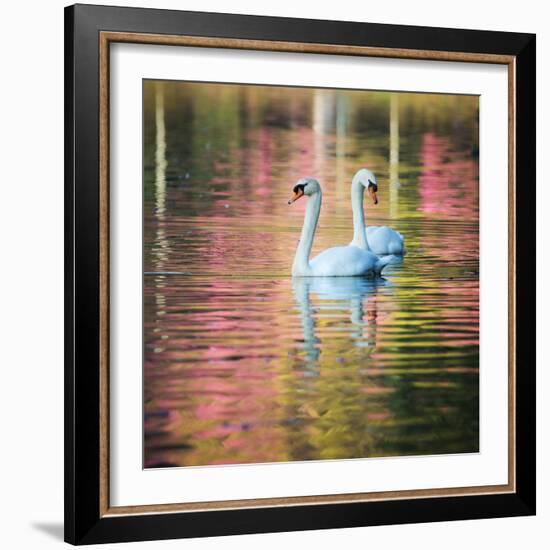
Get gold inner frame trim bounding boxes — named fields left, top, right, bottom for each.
left=98, top=31, right=516, bottom=517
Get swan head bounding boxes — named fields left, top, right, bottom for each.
left=354, top=168, right=378, bottom=205
left=288, top=177, right=321, bottom=204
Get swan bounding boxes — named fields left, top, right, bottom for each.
left=349, top=168, right=406, bottom=256
left=288, top=178, right=394, bottom=277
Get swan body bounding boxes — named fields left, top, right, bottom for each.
left=309, top=246, right=391, bottom=277
left=288, top=178, right=393, bottom=277
left=349, top=168, right=406, bottom=256
left=366, top=226, right=406, bottom=256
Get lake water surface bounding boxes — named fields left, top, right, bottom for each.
left=143, top=81, right=479, bottom=467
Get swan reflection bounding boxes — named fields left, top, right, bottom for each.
left=292, top=276, right=389, bottom=372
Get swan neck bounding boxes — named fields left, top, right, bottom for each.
left=292, top=191, right=321, bottom=276
left=351, top=178, right=369, bottom=250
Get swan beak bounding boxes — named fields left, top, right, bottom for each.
left=369, top=188, right=378, bottom=205
left=288, top=189, right=304, bottom=204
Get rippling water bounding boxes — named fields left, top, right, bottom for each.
left=143, top=81, right=479, bottom=467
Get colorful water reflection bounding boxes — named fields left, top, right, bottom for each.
left=143, top=81, right=479, bottom=467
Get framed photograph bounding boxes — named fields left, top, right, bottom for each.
left=65, top=3, right=536, bottom=545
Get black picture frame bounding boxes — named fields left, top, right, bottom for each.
left=65, top=3, right=536, bottom=545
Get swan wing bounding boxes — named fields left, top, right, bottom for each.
left=366, top=226, right=406, bottom=256
left=310, top=246, right=384, bottom=277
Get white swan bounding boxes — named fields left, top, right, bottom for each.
left=349, top=168, right=406, bottom=256
left=288, top=178, right=394, bottom=277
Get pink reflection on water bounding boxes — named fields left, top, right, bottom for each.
left=144, top=282, right=291, bottom=466
left=188, top=368, right=286, bottom=464
left=255, top=128, right=272, bottom=196
left=288, top=127, right=317, bottom=178
left=418, top=133, right=478, bottom=220
left=417, top=133, right=479, bottom=268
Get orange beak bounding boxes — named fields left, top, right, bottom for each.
left=369, top=188, right=378, bottom=205
left=288, top=188, right=304, bottom=204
